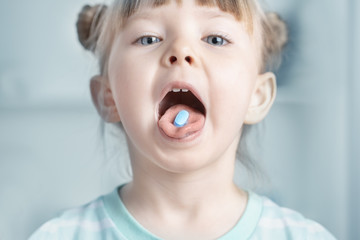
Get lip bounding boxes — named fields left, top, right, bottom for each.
left=157, top=81, right=206, bottom=120
left=158, top=125, right=204, bottom=143
left=156, top=81, right=207, bottom=144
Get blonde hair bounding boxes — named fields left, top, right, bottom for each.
left=76, top=0, right=288, bottom=76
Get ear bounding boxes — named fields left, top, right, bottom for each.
left=90, top=75, right=121, bottom=123
left=244, top=72, right=277, bottom=124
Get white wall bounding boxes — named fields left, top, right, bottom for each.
left=256, top=1, right=351, bottom=239
left=0, top=0, right=358, bottom=239
left=0, top=1, right=127, bottom=240
left=349, top=0, right=360, bottom=239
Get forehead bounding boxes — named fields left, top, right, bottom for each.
left=116, top=0, right=253, bottom=30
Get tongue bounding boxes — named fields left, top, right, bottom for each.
left=158, top=104, right=205, bottom=139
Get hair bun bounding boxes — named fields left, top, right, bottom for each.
left=76, top=4, right=107, bottom=52
left=266, top=12, right=288, bottom=52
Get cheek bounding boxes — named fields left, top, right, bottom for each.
left=109, top=55, right=155, bottom=135
left=209, top=59, right=257, bottom=124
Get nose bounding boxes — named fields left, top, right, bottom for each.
left=162, top=39, right=197, bottom=67
left=168, top=55, right=193, bottom=65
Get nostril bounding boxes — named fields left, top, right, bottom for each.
left=169, top=56, right=177, bottom=64
left=185, top=56, right=192, bottom=64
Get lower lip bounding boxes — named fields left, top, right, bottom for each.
left=157, top=123, right=204, bottom=144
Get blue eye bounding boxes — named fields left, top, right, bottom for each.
left=137, top=36, right=161, bottom=45
left=203, top=36, right=229, bottom=46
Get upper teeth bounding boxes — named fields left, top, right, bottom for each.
left=172, top=88, right=189, bottom=92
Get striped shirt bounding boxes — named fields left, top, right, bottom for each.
left=29, top=186, right=337, bottom=240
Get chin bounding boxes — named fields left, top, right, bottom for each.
left=152, top=149, right=220, bottom=174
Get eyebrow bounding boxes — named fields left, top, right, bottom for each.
left=198, top=8, right=236, bottom=20
left=127, top=5, right=235, bottom=23
left=127, top=11, right=156, bottom=21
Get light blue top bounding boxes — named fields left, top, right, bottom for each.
left=29, top=185, right=337, bottom=240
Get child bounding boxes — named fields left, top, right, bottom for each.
left=30, top=0, right=337, bottom=239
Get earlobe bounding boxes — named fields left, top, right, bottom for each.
left=244, top=72, right=277, bottom=124
left=90, top=75, right=121, bottom=123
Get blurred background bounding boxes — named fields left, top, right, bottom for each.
left=0, top=0, right=359, bottom=239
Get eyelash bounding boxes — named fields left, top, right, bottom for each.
left=134, top=33, right=232, bottom=46
left=134, top=34, right=163, bottom=46
left=202, top=33, right=232, bottom=46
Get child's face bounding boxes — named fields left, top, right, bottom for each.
left=101, top=0, right=274, bottom=173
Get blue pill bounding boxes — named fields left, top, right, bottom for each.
left=174, top=110, right=189, bottom=127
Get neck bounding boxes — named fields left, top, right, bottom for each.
left=132, top=157, right=236, bottom=209
left=121, top=138, right=245, bottom=217
left=119, top=139, right=248, bottom=239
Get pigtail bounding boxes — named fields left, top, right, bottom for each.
left=76, top=4, right=108, bottom=53
left=262, top=12, right=288, bottom=71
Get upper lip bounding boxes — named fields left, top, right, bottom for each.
left=157, top=81, right=206, bottom=118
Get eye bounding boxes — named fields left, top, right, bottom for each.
left=136, top=36, right=162, bottom=46
left=203, top=35, right=229, bottom=46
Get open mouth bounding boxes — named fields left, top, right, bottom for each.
left=158, top=88, right=206, bottom=140
left=158, top=88, right=206, bottom=119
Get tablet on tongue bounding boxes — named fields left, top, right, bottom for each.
left=158, top=104, right=205, bottom=139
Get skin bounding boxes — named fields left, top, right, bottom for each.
left=91, top=1, right=276, bottom=239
